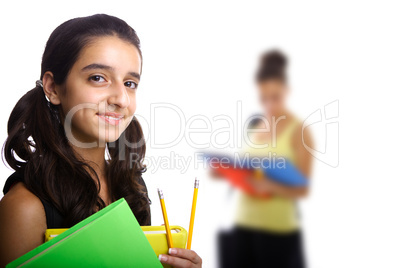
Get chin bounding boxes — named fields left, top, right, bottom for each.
left=99, top=133, right=122, bottom=144
left=92, top=127, right=122, bottom=143
left=96, top=123, right=128, bottom=143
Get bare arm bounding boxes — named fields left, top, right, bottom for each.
left=269, top=123, right=314, bottom=198
left=0, top=183, right=47, bottom=267
left=293, top=123, right=314, bottom=180
left=247, top=123, right=314, bottom=199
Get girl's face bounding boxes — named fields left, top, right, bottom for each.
left=54, top=36, right=142, bottom=146
left=258, top=79, right=288, bottom=116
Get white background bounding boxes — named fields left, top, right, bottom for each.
left=1, top=1, right=402, bottom=267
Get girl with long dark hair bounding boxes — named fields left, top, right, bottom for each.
left=0, top=14, right=201, bottom=267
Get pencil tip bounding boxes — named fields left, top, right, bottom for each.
left=157, top=188, right=164, bottom=199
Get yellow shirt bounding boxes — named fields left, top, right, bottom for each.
left=234, top=118, right=300, bottom=233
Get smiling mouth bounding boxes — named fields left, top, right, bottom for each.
left=97, top=113, right=124, bottom=126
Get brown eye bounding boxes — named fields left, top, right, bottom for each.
left=125, top=81, right=138, bottom=89
left=89, top=75, right=106, bottom=82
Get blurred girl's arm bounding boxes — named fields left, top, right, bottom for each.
left=247, top=124, right=314, bottom=199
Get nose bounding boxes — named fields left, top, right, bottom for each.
left=107, top=82, right=130, bottom=109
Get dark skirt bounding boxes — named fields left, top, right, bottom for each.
left=218, top=225, right=306, bottom=268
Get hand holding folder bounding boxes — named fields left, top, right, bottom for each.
left=8, top=185, right=199, bottom=268
left=203, top=152, right=308, bottom=197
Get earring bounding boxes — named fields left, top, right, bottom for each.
left=44, top=94, right=51, bottom=102
left=36, top=80, right=51, bottom=102
left=35, top=80, right=43, bottom=88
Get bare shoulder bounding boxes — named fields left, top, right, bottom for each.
left=0, top=182, right=46, bottom=267
left=0, top=182, right=45, bottom=219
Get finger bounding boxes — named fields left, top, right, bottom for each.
left=168, top=248, right=202, bottom=264
left=159, top=254, right=195, bottom=268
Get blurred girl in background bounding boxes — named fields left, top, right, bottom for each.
left=219, top=50, right=314, bottom=268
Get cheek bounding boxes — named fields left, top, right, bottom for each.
left=72, top=109, right=95, bottom=125
left=62, top=87, right=104, bottom=114
left=276, top=96, right=286, bottom=106
left=128, top=94, right=137, bottom=115
left=259, top=91, right=268, bottom=102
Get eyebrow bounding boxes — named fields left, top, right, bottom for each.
left=81, top=63, right=141, bottom=80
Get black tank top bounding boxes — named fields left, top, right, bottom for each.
left=2, top=172, right=151, bottom=228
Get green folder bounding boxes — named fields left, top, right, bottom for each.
left=7, top=198, right=163, bottom=267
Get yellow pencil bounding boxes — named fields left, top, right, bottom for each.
left=158, top=188, right=174, bottom=249
left=186, top=178, right=199, bottom=249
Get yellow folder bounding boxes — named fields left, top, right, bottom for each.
left=45, top=225, right=188, bottom=257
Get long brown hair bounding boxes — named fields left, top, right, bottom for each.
left=3, top=14, right=150, bottom=227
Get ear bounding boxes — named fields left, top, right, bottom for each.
left=42, top=71, right=61, bottom=105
